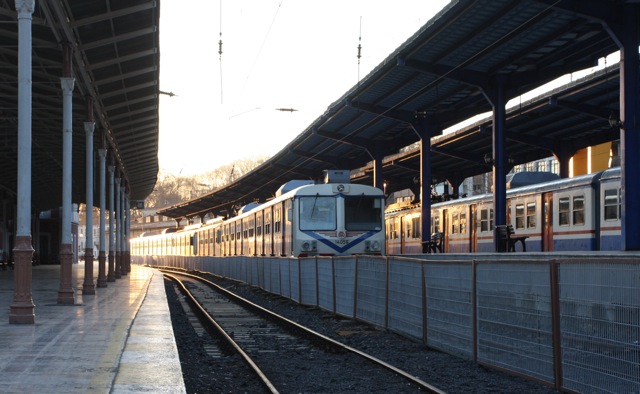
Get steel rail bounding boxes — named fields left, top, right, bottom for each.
left=163, top=273, right=280, bottom=394
left=161, top=268, right=446, bottom=394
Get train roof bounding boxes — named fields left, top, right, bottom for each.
left=506, top=172, right=560, bottom=189
left=600, top=166, right=621, bottom=182
left=425, top=169, right=616, bottom=210
left=275, top=180, right=315, bottom=197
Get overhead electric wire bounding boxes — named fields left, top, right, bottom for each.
left=218, top=0, right=224, bottom=104
left=236, top=0, right=284, bottom=107
left=357, top=16, right=362, bottom=85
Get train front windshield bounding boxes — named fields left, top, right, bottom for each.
left=344, top=195, right=383, bottom=231
left=299, top=196, right=337, bottom=230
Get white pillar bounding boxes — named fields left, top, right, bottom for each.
left=10, top=0, right=36, bottom=324
left=82, top=121, right=95, bottom=294
left=107, top=164, right=116, bottom=282
left=57, top=75, right=75, bottom=305
left=115, top=174, right=122, bottom=278
left=97, top=148, right=107, bottom=287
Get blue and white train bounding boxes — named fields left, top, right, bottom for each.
left=131, top=171, right=386, bottom=258
left=386, top=167, right=623, bottom=254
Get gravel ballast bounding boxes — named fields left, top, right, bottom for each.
left=165, top=273, right=559, bottom=394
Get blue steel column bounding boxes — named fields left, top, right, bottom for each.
left=489, top=79, right=508, bottom=231
left=82, top=120, right=95, bottom=294
left=58, top=44, right=75, bottom=305
left=415, top=119, right=434, bottom=253
left=114, top=173, right=122, bottom=279
left=620, top=4, right=640, bottom=250
left=97, top=145, right=107, bottom=287
left=107, top=162, right=116, bottom=282
left=10, top=0, right=35, bottom=324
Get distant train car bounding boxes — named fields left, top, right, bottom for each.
left=131, top=171, right=386, bottom=258
left=385, top=167, right=623, bottom=253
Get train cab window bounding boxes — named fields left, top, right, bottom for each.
left=344, top=196, right=383, bottom=231
left=299, top=196, right=336, bottom=231
left=515, top=203, right=525, bottom=229
left=559, top=197, right=570, bottom=226
left=573, top=195, right=585, bottom=226
left=604, top=188, right=621, bottom=221
left=526, top=202, right=536, bottom=228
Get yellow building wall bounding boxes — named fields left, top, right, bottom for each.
left=571, top=142, right=612, bottom=176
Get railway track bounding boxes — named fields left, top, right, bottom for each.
left=162, top=269, right=446, bottom=394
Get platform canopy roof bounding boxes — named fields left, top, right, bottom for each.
left=159, top=0, right=627, bottom=220
left=0, top=0, right=160, bottom=210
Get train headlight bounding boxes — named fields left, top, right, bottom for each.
left=301, top=240, right=317, bottom=252
left=365, top=240, right=381, bottom=252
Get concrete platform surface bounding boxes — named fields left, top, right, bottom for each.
left=0, top=263, right=186, bottom=393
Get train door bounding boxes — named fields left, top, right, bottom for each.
left=284, top=199, right=293, bottom=256
left=542, top=192, right=554, bottom=251
left=469, top=204, right=477, bottom=253
left=400, top=213, right=406, bottom=254
left=274, top=205, right=283, bottom=256
left=256, top=211, right=264, bottom=256
left=191, top=233, right=198, bottom=256
left=265, top=208, right=273, bottom=256
left=442, top=209, right=449, bottom=253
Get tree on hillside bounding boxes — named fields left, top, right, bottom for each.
left=145, top=156, right=269, bottom=209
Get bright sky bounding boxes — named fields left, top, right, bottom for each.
left=159, top=0, right=450, bottom=176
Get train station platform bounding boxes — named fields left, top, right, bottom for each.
left=0, top=263, right=186, bottom=393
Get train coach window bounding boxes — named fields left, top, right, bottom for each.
left=480, top=208, right=493, bottom=232
left=452, top=213, right=459, bottom=234
left=411, top=216, right=421, bottom=238
left=559, top=197, right=570, bottom=226
left=388, top=219, right=398, bottom=239
left=431, top=215, right=441, bottom=234
left=604, top=188, right=621, bottom=221
left=274, top=209, right=281, bottom=233
left=299, top=196, right=336, bottom=231
left=460, top=212, right=466, bottom=234
left=573, top=195, right=585, bottom=226
left=527, top=202, right=536, bottom=228
left=515, top=203, right=525, bottom=229
left=344, top=196, right=382, bottom=231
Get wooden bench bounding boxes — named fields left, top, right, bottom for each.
left=495, top=225, right=528, bottom=252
